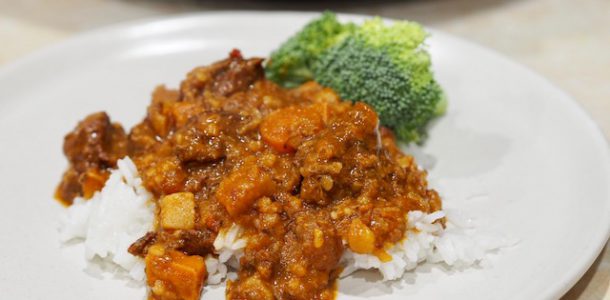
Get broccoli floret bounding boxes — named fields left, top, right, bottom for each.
left=265, top=13, right=446, bottom=143
left=313, top=18, right=446, bottom=143
left=265, top=11, right=355, bottom=88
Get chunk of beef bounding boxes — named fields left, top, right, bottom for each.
left=172, top=113, right=229, bottom=163
left=129, top=230, right=216, bottom=258
left=55, top=112, right=127, bottom=204
left=180, top=50, right=264, bottom=101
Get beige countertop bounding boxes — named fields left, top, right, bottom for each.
left=1, top=0, right=608, bottom=298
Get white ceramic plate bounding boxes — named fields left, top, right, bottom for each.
left=0, top=12, right=608, bottom=300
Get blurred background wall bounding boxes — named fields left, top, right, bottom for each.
left=2, top=0, right=608, bottom=138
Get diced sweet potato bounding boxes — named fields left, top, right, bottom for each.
left=259, top=103, right=328, bottom=153
left=215, top=161, right=274, bottom=217
left=160, top=192, right=196, bottom=230
left=145, top=245, right=207, bottom=300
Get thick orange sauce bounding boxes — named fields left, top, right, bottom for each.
left=56, top=51, right=442, bottom=300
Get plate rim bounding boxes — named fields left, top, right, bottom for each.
left=0, top=11, right=609, bottom=299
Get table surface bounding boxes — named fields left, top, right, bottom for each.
left=1, top=0, right=608, bottom=298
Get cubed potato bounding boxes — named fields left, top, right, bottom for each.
left=145, top=245, right=207, bottom=300
left=160, top=192, right=195, bottom=230
left=215, top=162, right=274, bottom=217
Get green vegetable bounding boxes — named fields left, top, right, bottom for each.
left=265, top=11, right=355, bottom=88
left=265, top=12, right=447, bottom=143
left=315, top=18, right=446, bottom=143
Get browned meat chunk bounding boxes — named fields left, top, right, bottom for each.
left=181, top=49, right=264, bottom=100
left=129, top=230, right=216, bottom=258
left=55, top=112, right=127, bottom=204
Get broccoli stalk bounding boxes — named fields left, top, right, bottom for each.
left=265, top=13, right=447, bottom=143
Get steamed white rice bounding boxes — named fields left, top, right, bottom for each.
left=59, top=158, right=153, bottom=281
left=59, top=157, right=511, bottom=293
